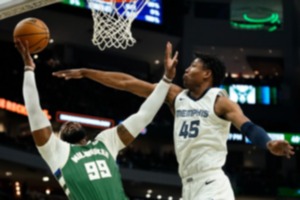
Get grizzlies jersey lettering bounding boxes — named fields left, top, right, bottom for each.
left=56, top=140, right=128, bottom=200
left=174, top=88, right=231, bottom=178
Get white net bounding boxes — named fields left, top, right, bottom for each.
left=87, top=0, right=149, bottom=50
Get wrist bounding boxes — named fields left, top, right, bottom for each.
left=163, top=74, right=172, bottom=83
left=24, top=66, right=34, bottom=71
left=266, top=141, right=272, bottom=150
left=81, top=68, right=88, bottom=77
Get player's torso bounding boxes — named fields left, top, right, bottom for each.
left=174, top=88, right=231, bottom=177
left=56, top=141, right=127, bottom=200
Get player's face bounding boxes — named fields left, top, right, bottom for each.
left=183, top=58, right=209, bottom=89
left=59, top=121, right=85, bottom=143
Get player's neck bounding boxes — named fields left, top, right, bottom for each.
left=188, top=82, right=211, bottom=99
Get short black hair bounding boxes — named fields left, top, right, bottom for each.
left=61, top=129, right=86, bottom=144
left=194, top=53, right=226, bottom=86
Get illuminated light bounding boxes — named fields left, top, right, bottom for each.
left=228, top=133, right=243, bottom=141
left=154, top=60, right=160, bottom=65
left=0, top=98, right=51, bottom=119
left=15, top=182, right=20, bottom=186
left=57, top=111, right=114, bottom=128
left=42, top=176, right=49, bottom=182
left=179, top=198, right=183, bottom=200
left=243, top=13, right=279, bottom=23
left=231, top=21, right=264, bottom=30
left=16, top=191, right=21, bottom=196
left=33, top=54, right=38, bottom=59
left=49, top=38, right=54, bottom=43
left=147, top=189, right=153, bottom=194
left=5, top=171, right=12, bottom=176
left=268, top=26, right=278, bottom=32
left=16, top=186, right=20, bottom=191
left=242, top=74, right=251, bottom=79
left=146, top=193, right=151, bottom=198
left=254, top=70, right=259, bottom=75
left=0, top=123, right=5, bottom=132
left=230, top=73, right=239, bottom=78
left=157, top=195, right=162, bottom=199
left=45, top=189, right=51, bottom=195
left=168, top=196, right=173, bottom=200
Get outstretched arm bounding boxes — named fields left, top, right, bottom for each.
left=53, top=42, right=183, bottom=110
left=215, top=95, right=295, bottom=158
left=16, top=39, right=52, bottom=146
left=96, top=42, right=179, bottom=147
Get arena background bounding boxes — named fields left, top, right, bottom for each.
left=0, top=0, right=300, bottom=199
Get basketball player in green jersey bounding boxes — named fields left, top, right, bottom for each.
left=15, top=39, right=178, bottom=200
left=53, top=42, right=295, bottom=199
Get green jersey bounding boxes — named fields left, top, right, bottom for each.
left=37, top=127, right=128, bottom=200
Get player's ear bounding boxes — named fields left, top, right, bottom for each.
left=203, top=68, right=212, bottom=78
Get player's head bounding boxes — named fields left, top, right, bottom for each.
left=183, top=53, right=226, bottom=89
left=59, top=121, right=87, bottom=145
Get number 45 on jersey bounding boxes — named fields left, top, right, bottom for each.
left=179, top=120, right=200, bottom=138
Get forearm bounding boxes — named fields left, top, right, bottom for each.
left=122, top=79, right=171, bottom=137
left=82, top=69, right=132, bottom=90
left=82, top=69, right=154, bottom=98
left=241, top=121, right=271, bottom=149
left=23, top=70, right=51, bottom=131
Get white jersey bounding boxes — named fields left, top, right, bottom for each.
left=174, top=88, right=231, bottom=178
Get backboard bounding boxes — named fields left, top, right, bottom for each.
left=0, top=0, right=61, bottom=20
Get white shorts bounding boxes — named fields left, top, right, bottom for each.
left=182, top=169, right=235, bottom=200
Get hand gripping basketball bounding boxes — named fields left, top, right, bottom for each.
left=13, top=17, right=50, bottom=54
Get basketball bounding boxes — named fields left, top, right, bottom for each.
left=13, top=17, right=50, bottom=54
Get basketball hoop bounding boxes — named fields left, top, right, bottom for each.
left=87, top=0, right=149, bottom=50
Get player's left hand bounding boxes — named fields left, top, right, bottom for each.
left=164, top=42, right=178, bottom=80
left=267, top=140, right=295, bottom=159
left=14, top=39, right=36, bottom=69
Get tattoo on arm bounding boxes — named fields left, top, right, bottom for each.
left=117, top=125, right=135, bottom=146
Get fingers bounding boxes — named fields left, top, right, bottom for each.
left=165, top=41, right=172, bottom=60
left=14, top=38, right=26, bottom=53
left=52, top=71, right=67, bottom=77
left=283, top=143, right=295, bottom=159
left=52, top=72, right=69, bottom=80
left=172, top=51, right=179, bottom=66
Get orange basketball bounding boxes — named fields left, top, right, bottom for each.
left=13, top=17, right=50, bottom=54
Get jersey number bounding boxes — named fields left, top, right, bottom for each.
left=179, top=120, right=200, bottom=138
left=84, top=160, right=112, bottom=181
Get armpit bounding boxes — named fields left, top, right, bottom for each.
left=117, top=124, right=135, bottom=146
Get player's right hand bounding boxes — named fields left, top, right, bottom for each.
left=52, top=69, right=85, bottom=80
left=14, top=39, right=36, bottom=69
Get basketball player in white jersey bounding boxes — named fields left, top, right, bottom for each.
left=16, top=39, right=178, bottom=200
left=53, top=42, right=295, bottom=200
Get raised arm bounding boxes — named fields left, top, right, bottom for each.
left=96, top=42, right=178, bottom=148
left=16, top=39, right=52, bottom=146
left=215, top=95, right=295, bottom=158
left=53, top=42, right=183, bottom=110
